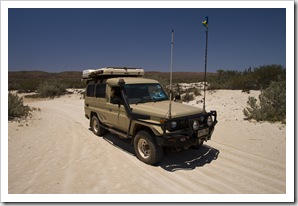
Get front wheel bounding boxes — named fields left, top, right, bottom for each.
left=134, top=131, right=163, bottom=165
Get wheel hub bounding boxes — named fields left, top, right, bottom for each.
left=138, top=139, right=150, bottom=159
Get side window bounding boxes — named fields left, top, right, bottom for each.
left=110, top=87, right=121, bottom=104
left=86, top=84, right=95, bottom=97
left=95, top=84, right=106, bottom=98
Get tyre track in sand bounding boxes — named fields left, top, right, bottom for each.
left=29, top=99, right=108, bottom=193
left=205, top=141, right=286, bottom=193
left=8, top=95, right=286, bottom=194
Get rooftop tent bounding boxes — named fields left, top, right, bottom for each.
left=82, top=67, right=145, bottom=79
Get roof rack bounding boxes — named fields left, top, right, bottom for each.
left=82, top=67, right=145, bottom=80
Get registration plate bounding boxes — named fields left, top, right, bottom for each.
left=197, top=128, right=209, bottom=137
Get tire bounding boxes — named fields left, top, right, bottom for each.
left=91, top=115, right=106, bottom=136
left=134, top=130, right=163, bottom=165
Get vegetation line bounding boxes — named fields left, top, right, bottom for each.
left=8, top=64, right=286, bottom=122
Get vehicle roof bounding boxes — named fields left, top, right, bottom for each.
left=106, top=77, right=159, bottom=86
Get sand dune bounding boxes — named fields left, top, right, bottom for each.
left=8, top=90, right=286, bottom=196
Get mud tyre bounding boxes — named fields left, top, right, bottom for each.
left=91, top=115, right=106, bottom=136
left=134, top=130, right=163, bottom=165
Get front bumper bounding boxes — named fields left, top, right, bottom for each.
left=156, top=110, right=217, bottom=148
left=156, top=126, right=215, bottom=148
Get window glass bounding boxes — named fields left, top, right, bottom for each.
left=86, top=84, right=95, bottom=97
left=95, top=84, right=106, bottom=98
left=110, top=87, right=121, bottom=104
left=124, top=84, right=168, bottom=104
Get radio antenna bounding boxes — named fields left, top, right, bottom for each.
left=168, top=30, right=174, bottom=119
left=202, top=16, right=209, bottom=111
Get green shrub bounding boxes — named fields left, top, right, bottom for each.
left=8, top=93, right=31, bottom=120
left=209, top=64, right=285, bottom=90
left=37, top=80, right=66, bottom=98
left=252, top=64, right=286, bottom=89
left=243, top=80, right=286, bottom=122
left=8, top=82, right=20, bottom=91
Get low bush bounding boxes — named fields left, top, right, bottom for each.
left=37, top=80, right=67, bottom=98
left=243, top=80, right=286, bottom=123
left=209, top=64, right=285, bottom=90
left=8, top=93, right=31, bottom=120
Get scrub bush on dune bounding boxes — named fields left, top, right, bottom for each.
left=37, top=80, right=67, bottom=98
left=8, top=93, right=31, bottom=120
left=243, top=80, right=286, bottom=123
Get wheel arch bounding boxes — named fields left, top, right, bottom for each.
left=131, top=122, right=163, bottom=143
left=133, top=124, right=154, bottom=137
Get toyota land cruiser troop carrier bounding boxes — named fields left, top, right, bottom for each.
left=82, top=67, right=217, bottom=165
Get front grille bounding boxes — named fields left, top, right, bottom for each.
left=166, top=114, right=209, bottom=132
left=176, top=120, right=189, bottom=130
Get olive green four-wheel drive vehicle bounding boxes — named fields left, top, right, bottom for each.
left=82, top=67, right=217, bottom=165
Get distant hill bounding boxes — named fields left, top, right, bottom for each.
left=8, top=70, right=215, bottom=92
left=8, top=70, right=82, bottom=79
left=8, top=64, right=286, bottom=92
left=8, top=71, right=83, bottom=91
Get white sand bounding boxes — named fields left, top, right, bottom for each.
left=8, top=90, right=286, bottom=195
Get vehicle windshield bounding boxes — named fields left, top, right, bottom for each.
left=124, top=83, right=168, bottom=104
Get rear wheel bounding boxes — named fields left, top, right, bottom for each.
left=134, top=130, right=163, bottom=165
left=91, top=115, right=106, bottom=136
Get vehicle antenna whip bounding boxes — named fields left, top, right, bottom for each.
left=168, top=29, right=174, bottom=119
left=202, top=16, right=209, bottom=111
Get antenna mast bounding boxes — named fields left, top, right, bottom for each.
left=202, top=16, right=209, bottom=111
left=168, top=30, right=174, bottom=119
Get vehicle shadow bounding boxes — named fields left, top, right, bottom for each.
left=158, top=145, right=220, bottom=172
left=102, top=133, right=135, bottom=155
left=102, top=133, right=220, bottom=172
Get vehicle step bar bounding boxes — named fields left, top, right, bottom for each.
left=100, top=124, right=131, bottom=139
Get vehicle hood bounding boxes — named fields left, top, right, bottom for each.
left=130, top=101, right=204, bottom=119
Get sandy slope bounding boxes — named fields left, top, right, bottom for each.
left=8, top=90, right=286, bottom=194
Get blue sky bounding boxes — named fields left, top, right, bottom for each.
left=8, top=8, right=286, bottom=72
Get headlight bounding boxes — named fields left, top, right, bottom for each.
left=207, top=116, right=213, bottom=126
left=193, top=120, right=199, bottom=130
left=170, top=121, right=177, bottom=129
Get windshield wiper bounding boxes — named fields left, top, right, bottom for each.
left=134, top=97, right=150, bottom=104
left=134, top=96, right=167, bottom=104
left=152, top=96, right=168, bottom=102
left=135, top=100, right=146, bottom=104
